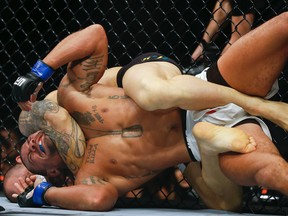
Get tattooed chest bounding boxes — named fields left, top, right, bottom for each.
left=70, top=108, right=143, bottom=138
left=71, top=106, right=104, bottom=126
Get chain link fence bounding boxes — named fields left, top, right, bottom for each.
left=1, top=0, right=288, bottom=214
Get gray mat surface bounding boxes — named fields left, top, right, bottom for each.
left=0, top=197, right=276, bottom=216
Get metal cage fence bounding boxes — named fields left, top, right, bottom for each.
left=1, top=0, right=288, bottom=214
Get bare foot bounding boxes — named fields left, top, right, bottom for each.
left=192, top=122, right=256, bottom=155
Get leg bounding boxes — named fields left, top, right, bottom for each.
left=122, top=60, right=288, bottom=131
left=121, top=14, right=288, bottom=128
left=191, top=0, right=231, bottom=61
left=184, top=122, right=256, bottom=210
left=218, top=12, right=288, bottom=96
left=122, top=62, right=248, bottom=111
left=221, top=13, right=254, bottom=54
left=219, top=123, right=288, bottom=196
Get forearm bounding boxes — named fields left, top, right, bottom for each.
left=42, top=24, right=108, bottom=70
left=44, top=185, right=117, bottom=211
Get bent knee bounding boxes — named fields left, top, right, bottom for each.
left=211, top=189, right=243, bottom=212
left=254, top=156, right=287, bottom=188
left=275, top=12, right=288, bottom=37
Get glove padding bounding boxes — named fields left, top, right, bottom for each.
left=12, top=72, right=43, bottom=102
left=17, top=185, right=39, bottom=207
left=12, top=60, right=54, bottom=103
left=17, top=182, right=52, bottom=207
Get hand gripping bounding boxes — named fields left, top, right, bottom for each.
left=12, top=60, right=54, bottom=102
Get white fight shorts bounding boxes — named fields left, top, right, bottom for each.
left=184, top=68, right=279, bottom=161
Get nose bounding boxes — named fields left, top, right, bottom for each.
left=28, top=137, right=37, bottom=152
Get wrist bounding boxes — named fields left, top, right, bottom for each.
left=33, top=182, right=53, bottom=206
left=31, top=60, right=54, bottom=81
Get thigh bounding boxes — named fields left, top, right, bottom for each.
left=218, top=12, right=288, bottom=97
left=122, top=62, right=181, bottom=100
left=219, top=123, right=280, bottom=186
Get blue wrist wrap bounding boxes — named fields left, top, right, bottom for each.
left=33, top=182, right=52, bottom=206
left=31, top=60, right=54, bottom=81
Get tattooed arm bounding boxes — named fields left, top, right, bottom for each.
left=42, top=24, right=109, bottom=92
left=18, top=99, right=86, bottom=176
left=42, top=176, right=118, bottom=211
left=12, top=24, right=109, bottom=111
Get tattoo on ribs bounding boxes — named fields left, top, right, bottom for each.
left=80, top=124, right=143, bottom=138
left=108, top=95, right=129, bottom=99
left=86, top=144, right=98, bottom=164
left=71, top=111, right=95, bottom=126
left=82, top=176, right=107, bottom=185
left=92, top=105, right=104, bottom=124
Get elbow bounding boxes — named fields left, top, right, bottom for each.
left=89, top=197, right=113, bottom=211
left=87, top=24, right=106, bottom=39
left=88, top=188, right=118, bottom=211
left=86, top=24, right=108, bottom=51
left=254, top=160, right=283, bottom=189
left=89, top=24, right=105, bottom=33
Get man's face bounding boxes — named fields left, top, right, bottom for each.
left=20, top=131, right=63, bottom=175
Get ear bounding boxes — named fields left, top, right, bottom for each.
left=46, top=168, right=62, bottom=178
left=46, top=168, right=66, bottom=186
left=15, top=155, right=22, bottom=164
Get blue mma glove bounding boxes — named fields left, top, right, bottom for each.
left=12, top=60, right=54, bottom=102
left=33, top=182, right=52, bottom=206
left=17, top=182, right=52, bottom=207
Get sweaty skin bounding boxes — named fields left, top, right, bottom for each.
left=13, top=13, right=288, bottom=210
left=57, top=77, right=191, bottom=195
left=16, top=88, right=255, bottom=211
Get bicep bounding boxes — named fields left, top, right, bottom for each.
left=65, top=26, right=109, bottom=92
left=66, top=53, right=108, bottom=91
left=28, top=100, right=85, bottom=175
left=45, top=105, right=86, bottom=175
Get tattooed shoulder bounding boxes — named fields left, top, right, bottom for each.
left=32, top=100, right=59, bottom=116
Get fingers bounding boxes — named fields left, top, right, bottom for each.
left=25, top=177, right=35, bottom=187
left=18, top=83, right=43, bottom=110
left=35, top=82, right=44, bottom=92
left=14, top=176, right=34, bottom=193
left=19, top=177, right=29, bottom=189
left=30, top=82, right=43, bottom=103
left=29, top=175, right=38, bottom=181
left=14, top=182, right=25, bottom=194
left=18, top=101, right=32, bottom=111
